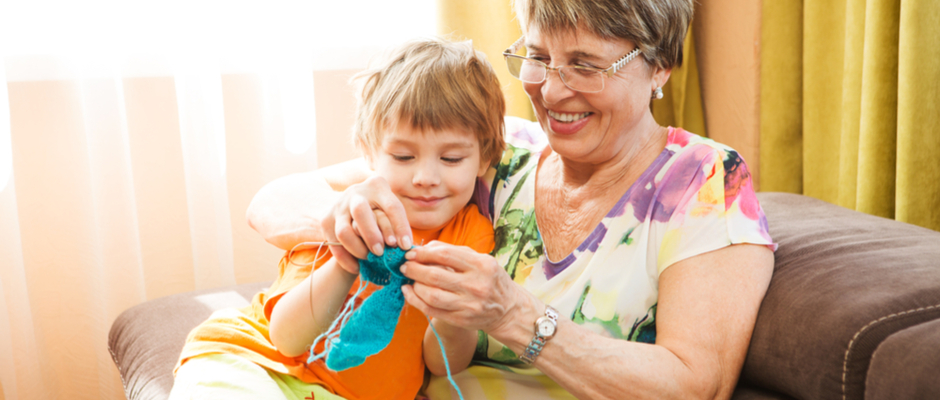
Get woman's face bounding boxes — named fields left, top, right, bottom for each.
left=522, top=26, right=667, bottom=164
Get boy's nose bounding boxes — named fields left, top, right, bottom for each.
left=413, top=163, right=440, bottom=186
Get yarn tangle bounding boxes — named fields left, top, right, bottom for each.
left=306, top=247, right=464, bottom=399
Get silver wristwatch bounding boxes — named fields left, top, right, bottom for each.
left=519, top=305, right=558, bottom=364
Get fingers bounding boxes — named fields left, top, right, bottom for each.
left=321, top=176, right=406, bottom=259
left=330, top=245, right=360, bottom=275
left=411, top=281, right=463, bottom=311
left=372, top=209, right=397, bottom=249
left=331, top=205, right=370, bottom=259
left=371, top=184, right=412, bottom=250
left=401, top=260, right=462, bottom=293
left=346, top=176, right=412, bottom=255
left=405, top=242, right=484, bottom=273
left=401, top=284, right=433, bottom=316
left=349, top=195, right=384, bottom=256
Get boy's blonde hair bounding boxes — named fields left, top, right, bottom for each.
left=352, top=38, right=506, bottom=167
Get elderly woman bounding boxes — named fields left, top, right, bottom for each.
left=248, top=0, right=775, bottom=398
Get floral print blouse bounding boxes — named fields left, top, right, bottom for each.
left=426, top=118, right=776, bottom=399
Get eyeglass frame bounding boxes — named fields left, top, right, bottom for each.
left=502, top=36, right=643, bottom=93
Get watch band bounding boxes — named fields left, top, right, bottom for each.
left=519, top=305, right=558, bottom=364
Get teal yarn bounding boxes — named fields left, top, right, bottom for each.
left=329, top=247, right=409, bottom=370
left=306, top=247, right=409, bottom=370
left=306, top=247, right=464, bottom=399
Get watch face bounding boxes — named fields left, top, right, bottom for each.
left=537, top=319, right=556, bottom=337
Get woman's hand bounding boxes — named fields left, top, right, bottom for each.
left=399, top=241, right=529, bottom=335
left=321, top=176, right=413, bottom=273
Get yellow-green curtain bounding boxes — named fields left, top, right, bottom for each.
left=437, top=0, right=705, bottom=134
left=437, top=0, right=532, bottom=121
left=651, top=29, right=706, bottom=137
left=760, top=0, right=940, bottom=231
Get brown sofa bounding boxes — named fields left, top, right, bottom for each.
left=109, top=193, right=940, bottom=399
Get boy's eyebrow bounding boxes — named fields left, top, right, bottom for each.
left=439, top=141, right=476, bottom=149
left=385, top=138, right=476, bottom=149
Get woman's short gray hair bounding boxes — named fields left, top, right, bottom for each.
left=514, top=0, right=694, bottom=71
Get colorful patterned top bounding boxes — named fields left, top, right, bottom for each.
left=425, top=118, right=776, bottom=399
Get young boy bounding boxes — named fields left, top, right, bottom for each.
left=170, top=38, right=505, bottom=400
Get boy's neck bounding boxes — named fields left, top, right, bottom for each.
left=410, top=225, right=446, bottom=246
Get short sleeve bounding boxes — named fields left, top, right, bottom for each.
left=262, top=248, right=331, bottom=321
left=656, top=148, right=775, bottom=274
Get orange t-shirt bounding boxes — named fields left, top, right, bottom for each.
left=175, top=204, right=494, bottom=400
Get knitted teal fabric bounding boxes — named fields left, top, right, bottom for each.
left=307, top=247, right=411, bottom=371
left=305, top=246, right=465, bottom=399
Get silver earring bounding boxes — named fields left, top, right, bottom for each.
left=652, top=87, right=664, bottom=100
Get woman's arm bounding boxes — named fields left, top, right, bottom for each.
left=247, top=158, right=413, bottom=271
left=269, top=257, right=358, bottom=357
left=246, top=158, right=375, bottom=249
left=401, top=242, right=773, bottom=400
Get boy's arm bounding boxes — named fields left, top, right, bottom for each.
left=269, top=257, right=358, bottom=358
left=424, top=318, right=477, bottom=376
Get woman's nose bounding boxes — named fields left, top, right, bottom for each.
left=541, top=69, right=576, bottom=104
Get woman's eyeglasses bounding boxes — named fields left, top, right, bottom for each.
left=502, top=36, right=642, bottom=93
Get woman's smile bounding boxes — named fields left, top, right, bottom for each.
left=546, top=109, right=593, bottom=135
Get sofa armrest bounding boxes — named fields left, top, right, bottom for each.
left=108, top=282, right=271, bottom=400
left=745, top=193, right=940, bottom=400
left=865, top=317, right=940, bottom=399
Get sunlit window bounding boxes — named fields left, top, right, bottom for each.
left=0, top=0, right=437, bottom=179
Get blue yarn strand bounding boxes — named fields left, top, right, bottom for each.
left=427, top=316, right=464, bottom=400
left=307, top=278, right=368, bottom=364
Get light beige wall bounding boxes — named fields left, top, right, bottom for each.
left=694, top=0, right=763, bottom=188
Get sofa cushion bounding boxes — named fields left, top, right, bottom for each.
left=865, top=318, right=940, bottom=400
left=745, top=193, right=940, bottom=400
left=731, top=385, right=797, bottom=400
left=108, top=282, right=270, bottom=400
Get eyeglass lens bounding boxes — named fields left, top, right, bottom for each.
left=507, top=57, right=603, bottom=92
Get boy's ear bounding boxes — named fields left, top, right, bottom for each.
left=364, top=151, right=376, bottom=170
left=477, top=159, right=490, bottom=177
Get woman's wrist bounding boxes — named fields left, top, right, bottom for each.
left=486, top=288, right=546, bottom=354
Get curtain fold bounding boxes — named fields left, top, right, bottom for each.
left=651, top=28, right=706, bottom=138
left=760, top=0, right=940, bottom=231
left=759, top=0, right=803, bottom=194
left=0, top=64, right=359, bottom=399
left=437, top=0, right=532, bottom=121
left=896, top=0, right=940, bottom=229
left=1, top=2, right=440, bottom=398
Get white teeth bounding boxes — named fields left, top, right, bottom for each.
left=547, top=110, right=590, bottom=122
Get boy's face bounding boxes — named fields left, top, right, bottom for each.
left=368, top=123, right=488, bottom=231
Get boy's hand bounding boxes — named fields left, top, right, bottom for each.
left=334, top=208, right=398, bottom=275
left=322, top=176, right=412, bottom=272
